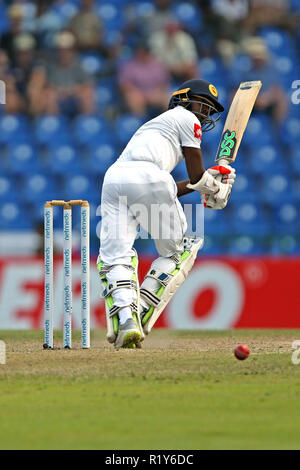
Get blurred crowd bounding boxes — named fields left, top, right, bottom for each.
left=0, top=0, right=300, bottom=256
left=0, top=0, right=299, bottom=122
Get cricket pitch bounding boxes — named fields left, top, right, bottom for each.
left=0, top=329, right=299, bottom=450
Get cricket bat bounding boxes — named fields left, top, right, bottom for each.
left=215, top=80, right=262, bottom=167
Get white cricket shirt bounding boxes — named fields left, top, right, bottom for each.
left=117, top=106, right=202, bottom=173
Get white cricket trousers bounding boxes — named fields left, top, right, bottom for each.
left=99, top=161, right=187, bottom=266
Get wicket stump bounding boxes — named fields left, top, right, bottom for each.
left=44, top=199, right=90, bottom=349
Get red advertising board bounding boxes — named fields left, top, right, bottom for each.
left=0, top=256, right=299, bottom=329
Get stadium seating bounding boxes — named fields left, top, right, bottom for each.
left=271, top=235, right=300, bottom=255
left=201, top=235, right=224, bottom=255
left=22, top=172, right=61, bottom=204
left=132, top=1, right=156, bottom=20
left=34, top=115, right=69, bottom=147
left=290, top=0, right=300, bottom=11
left=280, top=117, right=300, bottom=149
left=227, top=235, right=265, bottom=255
left=172, top=1, right=203, bottom=33
left=259, top=174, right=291, bottom=205
left=114, top=114, right=146, bottom=147
left=63, top=173, right=98, bottom=202
left=274, top=202, right=299, bottom=235
left=198, top=58, right=229, bottom=88
left=50, top=0, right=79, bottom=26
left=48, top=144, right=82, bottom=176
left=229, top=172, right=260, bottom=204
left=72, top=114, right=111, bottom=147
left=290, top=147, right=300, bottom=175
left=230, top=202, right=270, bottom=236
left=0, top=3, right=8, bottom=35
left=0, top=0, right=298, bottom=255
left=201, top=118, right=224, bottom=148
left=80, top=53, right=106, bottom=76
left=171, top=160, right=187, bottom=181
left=0, top=115, right=30, bottom=145
left=243, top=115, right=274, bottom=149
left=248, top=145, right=287, bottom=175
left=291, top=177, right=300, bottom=202
left=0, top=202, right=33, bottom=230
left=97, top=2, right=125, bottom=32
left=9, top=143, right=40, bottom=175
left=259, top=27, right=298, bottom=59
left=88, top=142, right=117, bottom=174
left=0, top=174, right=19, bottom=203
left=203, top=206, right=231, bottom=236
left=96, top=81, right=118, bottom=108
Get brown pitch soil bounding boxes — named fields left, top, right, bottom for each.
left=0, top=329, right=297, bottom=379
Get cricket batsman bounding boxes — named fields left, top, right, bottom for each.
left=97, top=79, right=236, bottom=349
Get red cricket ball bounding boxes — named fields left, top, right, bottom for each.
left=234, top=344, right=250, bottom=360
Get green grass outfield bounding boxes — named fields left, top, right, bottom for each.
left=0, top=329, right=300, bottom=450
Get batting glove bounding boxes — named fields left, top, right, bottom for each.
left=207, top=165, right=236, bottom=186
left=200, top=165, right=236, bottom=209
left=187, top=170, right=232, bottom=209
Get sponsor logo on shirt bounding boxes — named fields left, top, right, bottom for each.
left=194, top=123, right=202, bottom=140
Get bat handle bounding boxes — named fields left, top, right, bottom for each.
left=215, top=158, right=230, bottom=182
left=216, top=158, right=230, bottom=166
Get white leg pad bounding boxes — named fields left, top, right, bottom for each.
left=141, top=237, right=204, bottom=334
left=97, top=250, right=144, bottom=343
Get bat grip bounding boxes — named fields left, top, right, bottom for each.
left=215, top=159, right=230, bottom=182
left=217, top=158, right=229, bottom=166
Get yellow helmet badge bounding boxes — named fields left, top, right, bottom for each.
left=209, top=84, right=218, bottom=97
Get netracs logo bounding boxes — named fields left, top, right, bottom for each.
left=194, top=123, right=202, bottom=139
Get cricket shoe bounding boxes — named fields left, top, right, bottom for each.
left=114, top=318, right=142, bottom=349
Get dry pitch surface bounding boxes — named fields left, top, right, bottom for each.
left=0, top=329, right=300, bottom=449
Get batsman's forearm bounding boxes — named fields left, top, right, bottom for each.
left=183, top=147, right=206, bottom=184
left=176, top=180, right=195, bottom=197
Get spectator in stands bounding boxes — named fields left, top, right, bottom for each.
left=124, top=0, right=177, bottom=46
left=11, top=32, right=49, bottom=116
left=0, top=49, right=10, bottom=81
left=16, top=0, right=38, bottom=34
left=149, top=21, right=197, bottom=83
left=210, top=0, right=249, bottom=40
left=12, top=33, right=38, bottom=95
left=68, top=0, right=104, bottom=52
left=204, top=0, right=248, bottom=62
left=244, top=0, right=296, bottom=34
left=29, top=31, right=95, bottom=117
left=28, top=0, right=65, bottom=48
left=145, top=0, right=177, bottom=34
left=0, top=48, right=24, bottom=113
left=238, top=38, right=288, bottom=123
left=118, top=41, right=170, bottom=117
left=0, top=4, right=24, bottom=62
